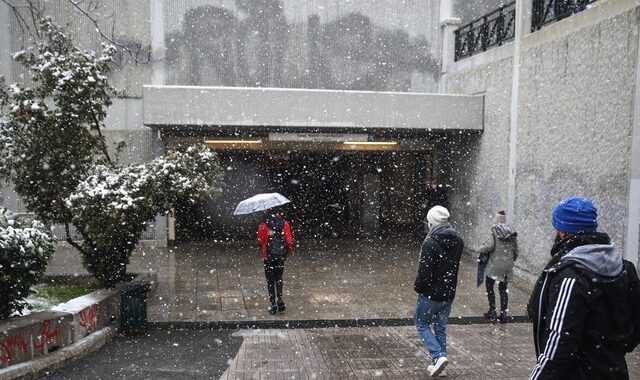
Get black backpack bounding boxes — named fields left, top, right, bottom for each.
left=266, top=216, right=287, bottom=263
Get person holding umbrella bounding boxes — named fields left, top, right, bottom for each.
left=234, top=193, right=294, bottom=314
left=257, top=210, right=293, bottom=314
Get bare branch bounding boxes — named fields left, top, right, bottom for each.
left=66, top=0, right=150, bottom=64
left=1, top=0, right=39, bottom=43
left=24, top=0, right=43, bottom=39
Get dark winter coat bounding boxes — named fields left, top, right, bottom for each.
left=529, top=232, right=635, bottom=380
left=413, top=224, right=464, bottom=302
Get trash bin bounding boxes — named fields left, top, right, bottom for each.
left=116, top=281, right=151, bottom=335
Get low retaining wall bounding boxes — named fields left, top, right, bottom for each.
left=0, top=290, right=119, bottom=370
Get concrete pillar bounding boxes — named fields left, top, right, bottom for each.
left=626, top=23, right=640, bottom=268
left=438, top=0, right=461, bottom=93
left=0, top=3, right=16, bottom=212
left=150, top=0, right=165, bottom=86
left=150, top=1, right=167, bottom=245
left=150, top=128, right=169, bottom=246
left=506, top=0, right=532, bottom=225
left=0, top=1, right=13, bottom=85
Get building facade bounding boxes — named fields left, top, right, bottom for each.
left=1, top=0, right=639, bottom=276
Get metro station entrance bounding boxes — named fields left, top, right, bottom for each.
left=172, top=140, right=447, bottom=241
left=145, top=86, right=483, bottom=243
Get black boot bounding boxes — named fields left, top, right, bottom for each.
left=484, top=309, right=497, bottom=322
left=268, top=294, right=277, bottom=315
left=277, top=299, right=286, bottom=313
left=498, top=282, right=509, bottom=323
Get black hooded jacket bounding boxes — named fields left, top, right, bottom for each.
left=414, top=224, right=464, bottom=302
left=529, top=232, right=636, bottom=380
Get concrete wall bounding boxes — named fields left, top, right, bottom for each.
left=444, top=1, right=640, bottom=274
left=444, top=49, right=514, bottom=251
left=515, top=7, right=639, bottom=272
left=0, top=290, right=118, bottom=370
left=8, top=0, right=151, bottom=97
left=162, top=0, right=441, bottom=92
left=144, top=86, right=484, bottom=131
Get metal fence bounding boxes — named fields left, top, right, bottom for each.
left=531, top=0, right=597, bottom=31
left=454, top=2, right=516, bottom=61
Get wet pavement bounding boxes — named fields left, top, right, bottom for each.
left=42, top=240, right=640, bottom=379
left=47, top=239, right=534, bottom=323
left=222, top=324, right=536, bottom=380
left=41, top=324, right=640, bottom=379
left=43, top=329, right=243, bottom=380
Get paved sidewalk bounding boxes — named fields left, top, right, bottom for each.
left=42, top=323, right=640, bottom=379
left=42, top=240, right=640, bottom=380
left=47, top=239, right=534, bottom=323
left=220, top=324, right=640, bottom=380
left=221, top=324, right=535, bottom=379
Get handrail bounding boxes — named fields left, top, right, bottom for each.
left=531, top=0, right=597, bottom=31
left=454, top=2, right=516, bottom=61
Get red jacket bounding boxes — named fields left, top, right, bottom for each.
left=257, top=215, right=293, bottom=260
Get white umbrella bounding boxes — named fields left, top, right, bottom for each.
left=233, top=192, right=291, bottom=215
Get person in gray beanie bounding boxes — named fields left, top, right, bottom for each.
left=528, top=196, right=639, bottom=380
left=414, top=205, right=464, bottom=377
left=474, top=210, right=518, bottom=323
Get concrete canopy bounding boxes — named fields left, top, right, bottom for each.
left=143, top=86, right=483, bottom=131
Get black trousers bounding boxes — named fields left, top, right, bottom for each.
left=264, top=260, right=285, bottom=305
left=485, top=276, right=508, bottom=313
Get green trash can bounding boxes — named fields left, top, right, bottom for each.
left=117, top=281, right=151, bottom=335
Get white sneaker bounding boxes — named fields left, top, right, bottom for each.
left=428, top=356, right=449, bottom=377
left=427, top=365, right=447, bottom=377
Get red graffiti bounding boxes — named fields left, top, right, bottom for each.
left=0, top=335, right=28, bottom=363
left=78, top=305, right=99, bottom=333
left=34, top=320, right=62, bottom=353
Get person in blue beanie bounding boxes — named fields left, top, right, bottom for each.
left=527, top=196, right=639, bottom=380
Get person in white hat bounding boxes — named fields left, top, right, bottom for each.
left=414, top=205, right=464, bottom=377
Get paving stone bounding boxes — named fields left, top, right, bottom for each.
left=220, top=324, right=640, bottom=379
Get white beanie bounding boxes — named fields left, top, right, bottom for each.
left=426, top=205, right=450, bottom=226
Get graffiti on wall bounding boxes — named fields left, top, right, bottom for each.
left=78, top=304, right=99, bottom=334
left=0, top=319, right=62, bottom=363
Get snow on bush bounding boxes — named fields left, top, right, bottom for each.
left=0, top=18, right=116, bottom=224
left=1, top=18, right=223, bottom=288
left=0, top=209, right=56, bottom=319
left=66, top=145, right=222, bottom=286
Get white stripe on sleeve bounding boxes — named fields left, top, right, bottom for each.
left=529, top=277, right=576, bottom=380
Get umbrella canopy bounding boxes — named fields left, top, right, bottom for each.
left=233, top=193, right=291, bottom=215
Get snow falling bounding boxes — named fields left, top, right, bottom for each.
left=0, top=0, right=639, bottom=379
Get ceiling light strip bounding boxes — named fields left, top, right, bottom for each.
left=204, top=140, right=263, bottom=144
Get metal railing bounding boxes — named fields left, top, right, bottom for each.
left=454, top=2, right=516, bottom=61
left=531, top=0, right=597, bottom=31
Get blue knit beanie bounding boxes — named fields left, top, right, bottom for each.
left=552, top=196, right=598, bottom=234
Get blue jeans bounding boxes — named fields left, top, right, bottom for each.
left=414, top=294, right=452, bottom=362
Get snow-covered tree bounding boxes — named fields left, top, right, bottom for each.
left=0, top=18, right=116, bottom=223
left=0, top=18, right=222, bottom=287
left=0, top=208, right=56, bottom=319
left=67, top=147, right=221, bottom=286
